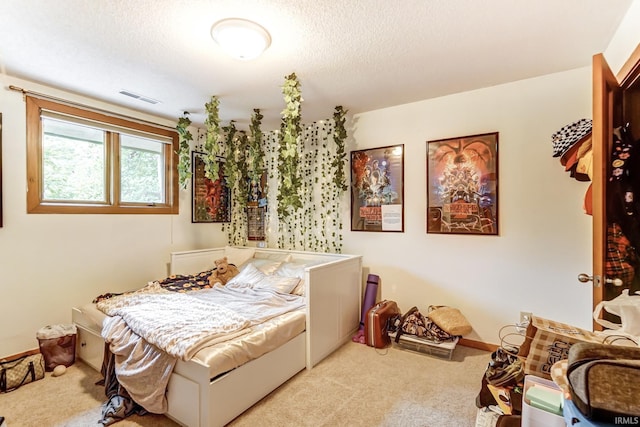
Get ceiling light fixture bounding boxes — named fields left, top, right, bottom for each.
left=210, top=18, right=271, bottom=61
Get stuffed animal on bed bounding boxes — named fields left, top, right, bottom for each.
left=208, top=257, right=240, bottom=287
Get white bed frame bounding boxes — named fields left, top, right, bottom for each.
left=72, top=247, right=362, bottom=427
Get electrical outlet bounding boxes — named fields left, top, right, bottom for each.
left=520, top=311, right=532, bottom=324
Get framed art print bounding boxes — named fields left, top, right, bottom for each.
left=350, top=144, right=404, bottom=232
left=192, top=151, right=230, bottom=223
left=426, top=132, right=498, bottom=235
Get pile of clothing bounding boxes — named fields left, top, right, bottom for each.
left=388, top=305, right=472, bottom=343
left=475, top=344, right=525, bottom=427
left=552, top=120, right=640, bottom=294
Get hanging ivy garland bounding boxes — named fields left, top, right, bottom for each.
left=222, top=121, right=237, bottom=185
left=175, top=76, right=347, bottom=252
left=176, top=113, right=193, bottom=189
left=248, top=108, right=265, bottom=182
left=223, top=123, right=249, bottom=210
left=221, top=122, right=238, bottom=244
left=331, top=106, right=348, bottom=192
left=277, top=73, right=303, bottom=220
left=204, top=96, right=221, bottom=181
left=238, top=133, right=250, bottom=209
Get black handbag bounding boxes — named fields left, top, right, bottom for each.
left=0, top=353, right=45, bottom=392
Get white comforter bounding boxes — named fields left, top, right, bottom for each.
left=97, top=281, right=305, bottom=413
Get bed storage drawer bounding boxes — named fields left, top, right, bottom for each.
left=207, top=332, right=306, bottom=427
left=75, top=324, right=104, bottom=371
left=167, top=373, right=200, bottom=427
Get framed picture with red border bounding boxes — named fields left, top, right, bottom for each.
left=191, top=151, right=230, bottom=223
left=426, top=132, right=499, bottom=235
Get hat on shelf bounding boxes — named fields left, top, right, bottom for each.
left=551, top=118, right=592, bottom=158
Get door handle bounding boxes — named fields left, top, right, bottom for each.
left=577, top=273, right=623, bottom=287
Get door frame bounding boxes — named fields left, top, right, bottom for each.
left=591, top=44, right=640, bottom=329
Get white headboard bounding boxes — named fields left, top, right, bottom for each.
left=169, top=246, right=350, bottom=276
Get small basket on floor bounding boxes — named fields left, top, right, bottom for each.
left=36, top=324, right=77, bottom=371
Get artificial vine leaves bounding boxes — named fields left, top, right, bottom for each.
left=331, top=106, right=348, bottom=192
left=278, top=73, right=303, bottom=219
left=176, top=113, right=193, bottom=189
left=174, top=74, right=348, bottom=253
left=248, top=108, right=265, bottom=183
left=222, top=120, right=237, bottom=188
left=204, top=96, right=221, bottom=181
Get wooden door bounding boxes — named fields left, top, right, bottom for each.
left=591, top=53, right=620, bottom=326
left=591, top=45, right=640, bottom=329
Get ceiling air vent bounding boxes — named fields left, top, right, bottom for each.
left=119, top=90, right=160, bottom=104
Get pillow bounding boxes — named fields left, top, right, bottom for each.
left=254, top=275, right=301, bottom=294
left=226, top=262, right=265, bottom=287
left=227, top=263, right=300, bottom=294
left=224, top=246, right=256, bottom=268
left=253, top=251, right=293, bottom=262
left=247, top=258, right=283, bottom=275
left=273, top=260, right=322, bottom=279
left=290, top=280, right=306, bottom=297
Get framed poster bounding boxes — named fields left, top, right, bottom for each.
left=426, top=132, right=499, bottom=235
left=192, top=151, right=230, bottom=223
left=350, top=144, right=404, bottom=232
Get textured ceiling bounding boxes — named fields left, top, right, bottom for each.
left=0, top=0, right=633, bottom=130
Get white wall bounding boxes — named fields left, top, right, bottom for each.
left=344, top=68, right=594, bottom=345
left=343, top=2, right=640, bottom=346
left=0, top=76, right=225, bottom=356
left=603, top=0, right=640, bottom=75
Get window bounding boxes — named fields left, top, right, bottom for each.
left=26, top=96, right=179, bottom=214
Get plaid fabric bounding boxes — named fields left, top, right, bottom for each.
left=550, top=359, right=570, bottom=397
left=551, top=118, right=592, bottom=157
left=606, top=223, right=636, bottom=287
left=524, top=316, right=601, bottom=380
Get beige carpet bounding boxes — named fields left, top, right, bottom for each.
left=0, top=341, right=489, bottom=427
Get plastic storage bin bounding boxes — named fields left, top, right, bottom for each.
left=388, top=331, right=458, bottom=359
left=36, top=324, right=77, bottom=371
left=521, top=375, right=565, bottom=427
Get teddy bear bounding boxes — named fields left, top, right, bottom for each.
left=208, top=257, right=239, bottom=287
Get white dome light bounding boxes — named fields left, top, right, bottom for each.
left=211, top=18, right=271, bottom=61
